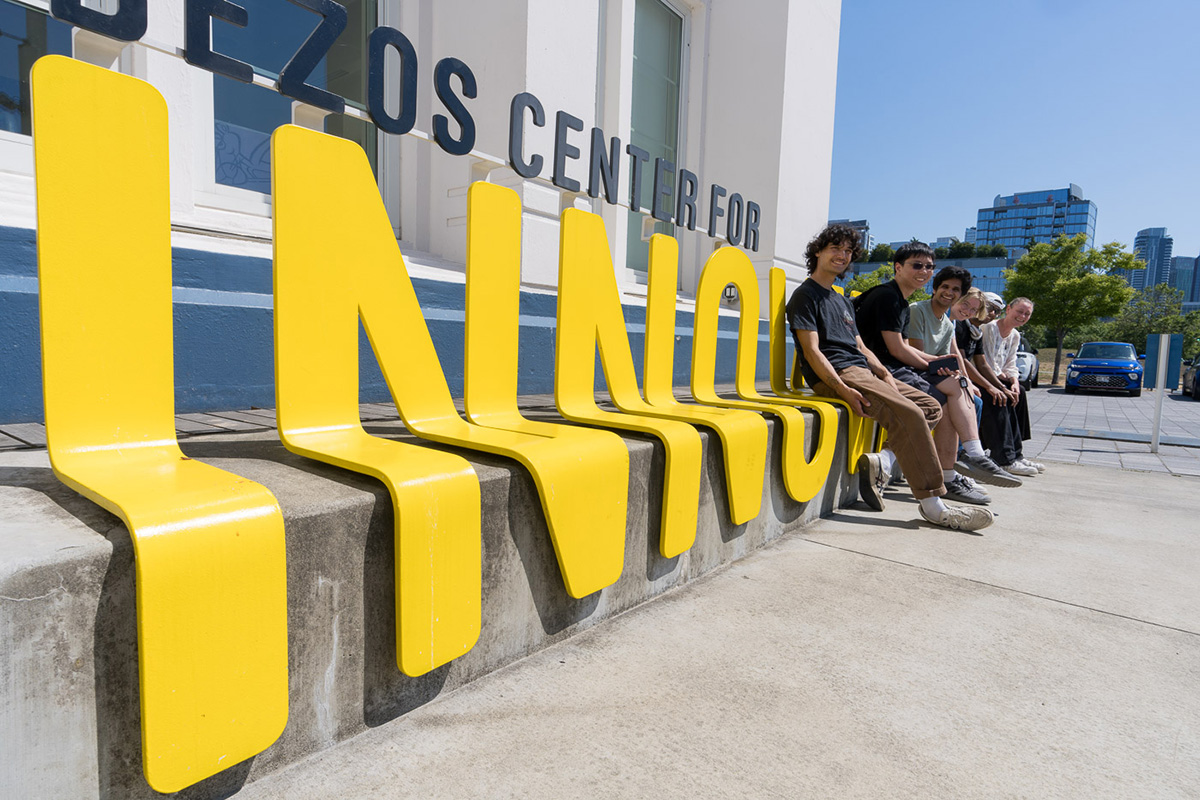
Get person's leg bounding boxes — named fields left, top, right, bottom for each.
left=1016, top=385, right=1031, bottom=441
left=835, top=368, right=946, bottom=500
left=979, top=391, right=1019, bottom=465
left=815, top=369, right=992, bottom=531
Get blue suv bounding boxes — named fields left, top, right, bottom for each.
left=1064, top=342, right=1143, bottom=397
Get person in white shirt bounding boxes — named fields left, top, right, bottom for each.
left=977, top=296, right=1045, bottom=476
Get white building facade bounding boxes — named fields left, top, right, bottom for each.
left=0, top=0, right=842, bottom=422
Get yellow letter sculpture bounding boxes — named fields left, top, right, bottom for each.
left=555, top=210, right=702, bottom=558
left=272, top=125, right=625, bottom=600
left=273, top=130, right=482, bottom=675
left=462, top=181, right=630, bottom=580
left=691, top=248, right=838, bottom=504
left=33, top=56, right=288, bottom=792
left=642, top=235, right=769, bottom=525
left=767, top=267, right=877, bottom=473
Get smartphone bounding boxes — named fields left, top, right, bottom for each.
left=926, top=355, right=959, bottom=374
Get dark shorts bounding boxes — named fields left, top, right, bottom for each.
left=890, top=366, right=948, bottom=405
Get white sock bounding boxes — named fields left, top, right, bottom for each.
left=878, top=448, right=897, bottom=475
left=920, top=497, right=948, bottom=517
left=943, top=469, right=957, bottom=483
left=962, top=439, right=985, bottom=458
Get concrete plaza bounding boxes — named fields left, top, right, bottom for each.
left=236, top=439, right=1199, bottom=798
left=1025, top=385, right=1200, bottom=477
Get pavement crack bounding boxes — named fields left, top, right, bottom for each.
left=797, top=537, right=1200, bottom=638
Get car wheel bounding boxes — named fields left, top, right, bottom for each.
left=1129, top=388, right=1141, bottom=398
left=1065, top=385, right=1077, bottom=394
left=1192, top=378, right=1200, bottom=400
left=1032, top=373, right=1039, bottom=389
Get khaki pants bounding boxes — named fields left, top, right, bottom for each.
left=814, top=366, right=947, bottom=500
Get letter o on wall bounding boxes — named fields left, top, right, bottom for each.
left=726, top=193, right=744, bottom=247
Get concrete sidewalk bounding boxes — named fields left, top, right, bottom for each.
left=236, top=462, right=1199, bottom=799
left=1026, top=386, right=1200, bottom=477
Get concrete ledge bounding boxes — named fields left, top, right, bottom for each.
left=1, top=408, right=858, bottom=799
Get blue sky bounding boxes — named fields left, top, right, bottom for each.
left=829, top=0, right=1199, bottom=259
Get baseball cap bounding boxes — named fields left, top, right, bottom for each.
left=983, top=292, right=1005, bottom=310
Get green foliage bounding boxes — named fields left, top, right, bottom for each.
left=1004, top=234, right=1141, bottom=383
left=1107, top=284, right=1185, bottom=354
left=974, top=244, right=1007, bottom=258
left=845, top=264, right=893, bottom=294
left=1063, top=320, right=1116, bottom=353
left=934, top=247, right=949, bottom=259
left=947, top=240, right=975, bottom=259
left=1181, top=311, right=1200, bottom=360
left=868, top=243, right=894, bottom=263
left=842, top=264, right=929, bottom=302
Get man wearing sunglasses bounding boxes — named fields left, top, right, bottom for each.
left=852, top=244, right=1021, bottom=503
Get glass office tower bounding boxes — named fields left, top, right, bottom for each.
left=1130, top=227, right=1173, bottom=290
left=973, top=184, right=1097, bottom=251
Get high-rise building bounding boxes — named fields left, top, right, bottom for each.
left=828, top=218, right=873, bottom=256
left=1130, top=228, right=1173, bottom=290
left=973, top=184, right=1097, bottom=250
left=964, top=226, right=977, bottom=244
left=1172, top=256, right=1196, bottom=301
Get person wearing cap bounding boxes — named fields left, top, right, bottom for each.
left=976, top=297, right=1045, bottom=476
left=788, top=226, right=993, bottom=532
left=956, top=291, right=1009, bottom=417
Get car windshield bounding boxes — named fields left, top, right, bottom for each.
left=1077, top=344, right=1136, bottom=360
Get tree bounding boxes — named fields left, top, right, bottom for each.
left=975, top=243, right=1007, bottom=258
left=845, top=264, right=893, bottom=294
left=843, top=264, right=929, bottom=302
left=934, top=247, right=950, bottom=260
left=1107, top=283, right=1185, bottom=354
left=947, top=239, right=975, bottom=259
left=868, top=243, right=894, bottom=263
left=1004, top=234, right=1141, bottom=383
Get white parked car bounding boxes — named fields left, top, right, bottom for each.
left=1016, top=337, right=1040, bottom=390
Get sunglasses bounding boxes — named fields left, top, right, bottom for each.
left=906, top=262, right=935, bottom=271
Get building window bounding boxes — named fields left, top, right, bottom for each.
left=0, top=0, right=71, bottom=136
left=212, top=0, right=376, bottom=195
left=625, top=0, right=684, bottom=274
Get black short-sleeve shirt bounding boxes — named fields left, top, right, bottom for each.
left=787, top=278, right=867, bottom=388
left=955, top=319, right=980, bottom=360
left=852, top=280, right=908, bottom=371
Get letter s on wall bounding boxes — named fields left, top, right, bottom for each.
left=278, top=0, right=347, bottom=115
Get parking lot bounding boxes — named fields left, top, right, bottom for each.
left=1025, top=384, right=1200, bottom=477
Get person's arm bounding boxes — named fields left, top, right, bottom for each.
left=950, top=339, right=980, bottom=396
left=856, top=335, right=901, bottom=392
left=881, top=330, right=935, bottom=370
left=794, top=329, right=870, bottom=415
left=907, top=336, right=926, bottom=352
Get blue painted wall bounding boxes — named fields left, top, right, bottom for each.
left=0, top=225, right=769, bottom=424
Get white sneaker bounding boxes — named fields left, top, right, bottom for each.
left=1018, top=457, right=1045, bottom=473
left=920, top=503, right=995, bottom=532
left=1000, top=460, right=1038, bottom=477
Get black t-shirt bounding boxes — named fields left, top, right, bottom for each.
left=787, top=278, right=867, bottom=388
left=955, top=319, right=981, bottom=360
left=852, top=280, right=909, bottom=371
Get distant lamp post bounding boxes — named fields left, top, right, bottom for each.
left=723, top=284, right=738, bottom=304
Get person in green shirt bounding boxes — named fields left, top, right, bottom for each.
left=905, top=266, right=1021, bottom=503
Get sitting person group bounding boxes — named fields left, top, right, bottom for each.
left=786, top=223, right=1044, bottom=533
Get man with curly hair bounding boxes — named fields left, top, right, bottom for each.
left=785, top=224, right=993, bottom=532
